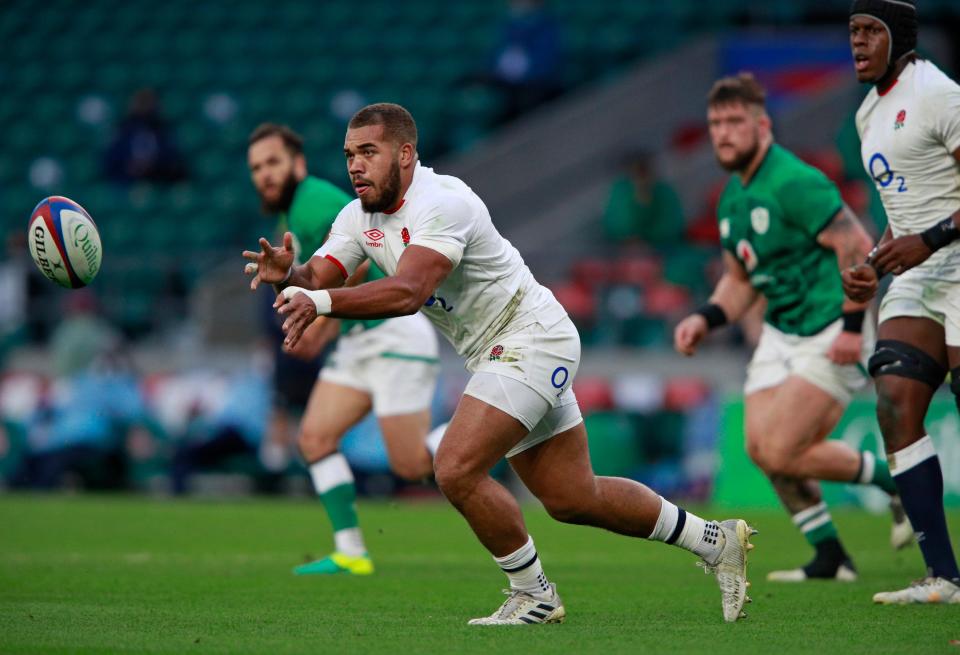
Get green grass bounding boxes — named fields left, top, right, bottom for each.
left=1, top=495, right=958, bottom=654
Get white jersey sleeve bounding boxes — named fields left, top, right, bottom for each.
left=314, top=203, right=366, bottom=278
left=406, top=194, right=476, bottom=269
left=933, top=83, right=960, bottom=154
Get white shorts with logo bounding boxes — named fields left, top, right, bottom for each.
left=879, top=263, right=960, bottom=346
left=463, top=316, right=583, bottom=458
left=320, top=313, right=440, bottom=417
left=744, top=318, right=874, bottom=405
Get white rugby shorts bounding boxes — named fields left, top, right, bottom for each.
left=463, top=316, right=583, bottom=458
left=744, top=317, right=874, bottom=405
left=320, top=314, right=439, bottom=416
left=879, top=266, right=960, bottom=346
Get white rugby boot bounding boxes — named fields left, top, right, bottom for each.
left=873, top=577, right=960, bottom=605
left=468, top=583, right=565, bottom=625
left=888, top=496, right=914, bottom=550
left=698, top=519, right=757, bottom=622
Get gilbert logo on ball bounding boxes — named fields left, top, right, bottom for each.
left=28, top=196, right=102, bottom=289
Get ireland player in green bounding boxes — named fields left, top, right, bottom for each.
left=247, top=124, right=445, bottom=576
left=674, top=74, right=911, bottom=581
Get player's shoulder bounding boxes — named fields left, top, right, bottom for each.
left=768, top=144, right=832, bottom=188
left=911, top=59, right=959, bottom=97
left=408, top=165, right=479, bottom=220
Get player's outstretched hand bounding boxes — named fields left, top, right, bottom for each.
left=274, top=289, right=317, bottom=351
left=827, top=330, right=863, bottom=365
left=870, top=234, right=932, bottom=276
left=674, top=314, right=708, bottom=357
left=242, top=232, right=296, bottom=290
left=842, top=264, right=879, bottom=303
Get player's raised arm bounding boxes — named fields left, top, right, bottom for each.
left=242, top=231, right=349, bottom=292
left=674, top=251, right=758, bottom=356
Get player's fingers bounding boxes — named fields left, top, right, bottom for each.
left=283, top=231, right=294, bottom=252
left=259, top=237, right=274, bottom=254
left=250, top=275, right=261, bottom=291
left=242, top=250, right=261, bottom=262
left=244, top=262, right=258, bottom=276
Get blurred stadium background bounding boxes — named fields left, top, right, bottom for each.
left=0, top=0, right=958, bottom=507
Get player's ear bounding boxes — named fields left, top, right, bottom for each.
left=398, top=142, right=416, bottom=169
left=293, top=154, right=308, bottom=180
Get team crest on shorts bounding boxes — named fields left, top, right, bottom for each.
left=894, top=109, right=906, bottom=130
left=401, top=227, right=410, bottom=247
left=489, top=345, right=504, bottom=361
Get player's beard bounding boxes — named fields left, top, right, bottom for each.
left=259, top=172, right=299, bottom=214
left=360, top=158, right=401, bottom=213
left=716, top=134, right=760, bottom=174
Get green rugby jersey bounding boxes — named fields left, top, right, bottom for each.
left=279, top=175, right=385, bottom=332
left=717, top=144, right=845, bottom=336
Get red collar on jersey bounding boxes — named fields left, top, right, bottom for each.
left=878, top=77, right=899, bottom=96
left=384, top=199, right=405, bottom=215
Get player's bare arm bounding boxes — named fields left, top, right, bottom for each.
left=870, top=148, right=960, bottom=276
left=817, top=206, right=872, bottom=364
left=843, top=223, right=891, bottom=303
left=674, top=251, right=758, bottom=356
left=242, top=231, right=347, bottom=292
left=276, top=245, right=453, bottom=349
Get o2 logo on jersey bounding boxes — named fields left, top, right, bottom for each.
left=750, top=207, right=770, bottom=235
left=735, top=239, right=758, bottom=272
left=868, top=152, right=907, bottom=193
left=424, top=295, right=454, bottom=312
left=551, top=366, right=569, bottom=398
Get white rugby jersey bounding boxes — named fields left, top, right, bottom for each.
left=857, top=59, right=960, bottom=276
left=316, top=162, right=568, bottom=359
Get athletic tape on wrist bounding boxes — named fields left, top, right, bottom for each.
left=694, top=303, right=727, bottom=331
left=842, top=310, right=865, bottom=334
left=281, top=286, right=332, bottom=315
left=920, top=217, right=960, bottom=252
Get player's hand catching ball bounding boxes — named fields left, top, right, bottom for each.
left=841, top=263, right=878, bottom=303
left=827, top=330, right=863, bottom=365
left=242, top=232, right=296, bottom=290
left=274, top=289, right=318, bottom=350
left=674, top=314, right=709, bottom=357
left=869, top=234, right=932, bottom=276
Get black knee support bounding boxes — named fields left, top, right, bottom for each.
left=868, top=339, right=947, bottom=388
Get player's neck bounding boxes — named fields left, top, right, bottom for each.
left=875, top=56, right=914, bottom=95
left=737, top=137, right=773, bottom=186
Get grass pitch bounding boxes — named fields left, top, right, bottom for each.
left=1, top=494, right=958, bottom=654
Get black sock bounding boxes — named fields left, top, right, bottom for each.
left=802, top=537, right=852, bottom=577
left=891, top=440, right=960, bottom=580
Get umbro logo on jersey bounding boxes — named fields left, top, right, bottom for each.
left=894, top=109, right=906, bottom=130
left=363, top=228, right=385, bottom=248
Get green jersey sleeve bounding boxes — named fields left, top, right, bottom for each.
left=285, top=177, right=353, bottom=262
left=779, top=166, right=844, bottom=238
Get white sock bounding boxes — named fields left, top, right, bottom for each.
left=857, top=451, right=876, bottom=484
left=425, top=422, right=448, bottom=458
left=647, top=496, right=724, bottom=564
left=493, top=536, right=551, bottom=597
left=333, top=528, right=366, bottom=557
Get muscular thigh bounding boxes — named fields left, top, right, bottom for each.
left=746, top=376, right=844, bottom=456
left=508, top=421, right=594, bottom=501
left=378, top=409, right=431, bottom=466
left=434, top=393, right=530, bottom=477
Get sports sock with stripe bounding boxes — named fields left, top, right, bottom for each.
left=309, top=453, right=366, bottom=557
left=647, top=497, right=724, bottom=565
left=791, top=502, right=852, bottom=575
left=853, top=450, right=897, bottom=495
left=494, top=536, right=551, bottom=598
left=889, top=436, right=960, bottom=580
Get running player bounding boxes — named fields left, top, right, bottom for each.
left=244, top=103, right=756, bottom=624
left=674, top=73, right=910, bottom=582
left=842, top=0, right=960, bottom=604
left=247, top=124, right=445, bottom=576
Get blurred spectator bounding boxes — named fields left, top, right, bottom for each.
left=49, top=289, right=121, bottom=377
left=0, top=231, right=31, bottom=364
left=170, top=372, right=271, bottom=495
left=102, top=88, right=188, bottom=184
left=466, top=0, right=564, bottom=125
left=602, top=151, right=685, bottom=247
left=10, top=353, right=157, bottom=490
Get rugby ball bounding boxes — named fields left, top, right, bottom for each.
left=28, top=196, right=102, bottom=288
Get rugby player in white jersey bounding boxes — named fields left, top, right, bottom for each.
left=843, top=0, right=960, bottom=604
left=243, top=103, right=756, bottom=624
